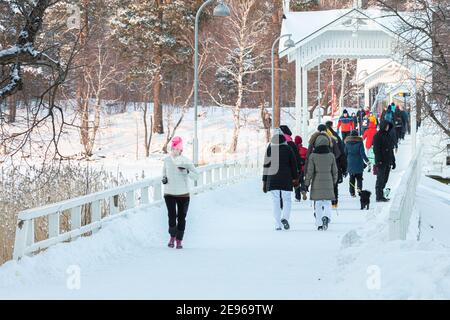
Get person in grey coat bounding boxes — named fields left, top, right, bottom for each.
left=305, top=135, right=338, bottom=231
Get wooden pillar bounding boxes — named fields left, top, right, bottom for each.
left=295, top=56, right=302, bottom=134
left=301, top=66, right=308, bottom=137
left=364, top=84, right=370, bottom=109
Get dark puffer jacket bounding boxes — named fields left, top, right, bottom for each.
left=344, top=135, right=369, bottom=175
left=373, top=121, right=396, bottom=167
left=262, top=134, right=299, bottom=191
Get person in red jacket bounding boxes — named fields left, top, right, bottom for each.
left=294, top=135, right=308, bottom=201
left=362, top=120, right=378, bottom=171
left=337, top=109, right=355, bottom=141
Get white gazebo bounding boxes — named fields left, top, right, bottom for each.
left=279, top=0, right=421, bottom=144
left=356, top=59, right=413, bottom=111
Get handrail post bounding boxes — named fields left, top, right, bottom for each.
left=13, top=219, right=28, bottom=260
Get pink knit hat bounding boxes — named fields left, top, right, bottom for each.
left=171, top=136, right=183, bottom=151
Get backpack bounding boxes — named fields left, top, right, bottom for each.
left=384, top=111, right=393, bottom=123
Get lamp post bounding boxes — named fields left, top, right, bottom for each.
left=271, top=34, right=295, bottom=129
left=193, top=0, right=230, bottom=166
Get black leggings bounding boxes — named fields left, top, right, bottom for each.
left=164, top=195, right=190, bottom=241
left=349, top=173, right=363, bottom=195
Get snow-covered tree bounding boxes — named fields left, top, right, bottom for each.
left=209, top=0, right=271, bottom=153
left=110, top=0, right=198, bottom=134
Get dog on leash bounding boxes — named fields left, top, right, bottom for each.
left=358, top=190, right=372, bottom=210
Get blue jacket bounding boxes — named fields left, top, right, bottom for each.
left=344, top=136, right=369, bottom=175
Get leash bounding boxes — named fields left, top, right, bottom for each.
left=348, top=180, right=362, bottom=194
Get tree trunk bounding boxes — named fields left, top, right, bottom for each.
left=8, top=95, right=16, bottom=123
left=77, top=0, right=91, bottom=157
left=152, top=4, right=164, bottom=134
left=143, top=97, right=153, bottom=157
left=260, top=103, right=271, bottom=143
left=272, top=0, right=281, bottom=128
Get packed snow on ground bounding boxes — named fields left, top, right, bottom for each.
left=333, top=159, right=450, bottom=298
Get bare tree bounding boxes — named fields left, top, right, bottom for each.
left=78, top=40, right=122, bottom=157
left=0, top=0, right=77, bottom=162
left=208, top=0, right=270, bottom=153
left=374, top=0, right=450, bottom=137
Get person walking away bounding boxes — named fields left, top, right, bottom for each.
left=362, top=119, right=378, bottom=171
left=356, top=107, right=366, bottom=135
left=351, top=112, right=358, bottom=130
left=372, top=121, right=396, bottom=202
left=162, top=136, right=199, bottom=249
left=394, top=105, right=403, bottom=142
left=294, top=135, right=308, bottom=201
left=387, top=120, right=399, bottom=153
left=325, top=121, right=348, bottom=209
left=337, top=109, right=355, bottom=141
left=280, top=125, right=302, bottom=178
left=381, top=104, right=395, bottom=124
left=344, top=130, right=369, bottom=197
left=400, top=106, right=409, bottom=139
left=263, top=131, right=299, bottom=230
left=361, top=114, right=369, bottom=136
left=305, top=135, right=338, bottom=231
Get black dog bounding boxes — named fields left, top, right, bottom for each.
left=358, top=190, right=371, bottom=210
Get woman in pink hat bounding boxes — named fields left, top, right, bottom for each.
left=162, top=136, right=199, bottom=249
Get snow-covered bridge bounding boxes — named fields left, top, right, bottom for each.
left=1, top=136, right=441, bottom=299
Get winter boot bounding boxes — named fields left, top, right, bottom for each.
left=168, top=236, right=176, bottom=248
left=376, top=197, right=390, bottom=203
left=322, top=217, right=329, bottom=231
left=281, top=219, right=290, bottom=230
left=301, top=191, right=307, bottom=201
left=176, top=239, right=183, bottom=249
left=318, top=226, right=323, bottom=231
left=331, top=200, right=338, bottom=209
left=384, top=188, right=391, bottom=199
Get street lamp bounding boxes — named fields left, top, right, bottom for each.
left=271, top=34, right=295, bottom=129
left=193, top=0, right=230, bottom=166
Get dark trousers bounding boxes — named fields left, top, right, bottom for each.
left=349, top=173, right=363, bottom=196
left=294, top=172, right=306, bottom=200
left=395, top=126, right=403, bottom=141
left=164, top=195, right=190, bottom=241
left=375, top=164, right=391, bottom=199
left=332, top=183, right=339, bottom=206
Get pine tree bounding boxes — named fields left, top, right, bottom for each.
left=110, top=0, right=198, bottom=134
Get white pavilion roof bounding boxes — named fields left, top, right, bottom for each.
left=279, top=8, right=421, bottom=57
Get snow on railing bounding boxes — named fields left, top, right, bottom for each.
left=13, top=157, right=261, bottom=260
left=388, top=144, right=423, bottom=241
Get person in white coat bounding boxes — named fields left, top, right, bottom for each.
left=162, top=136, right=199, bottom=249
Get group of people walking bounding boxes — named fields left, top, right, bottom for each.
left=159, top=103, right=407, bottom=247
left=262, top=103, right=406, bottom=231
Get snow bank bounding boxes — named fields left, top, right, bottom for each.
left=334, top=175, right=450, bottom=299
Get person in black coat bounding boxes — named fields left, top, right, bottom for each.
left=373, top=121, right=396, bottom=202
left=279, top=125, right=302, bottom=174
left=263, top=131, right=299, bottom=230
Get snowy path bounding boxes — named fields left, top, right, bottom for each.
left=0, top=141, right=413, bottom=299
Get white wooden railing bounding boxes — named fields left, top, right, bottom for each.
left=13, top=157, right=260, bottom=260
left=388, top=144, right=423, bottom=240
